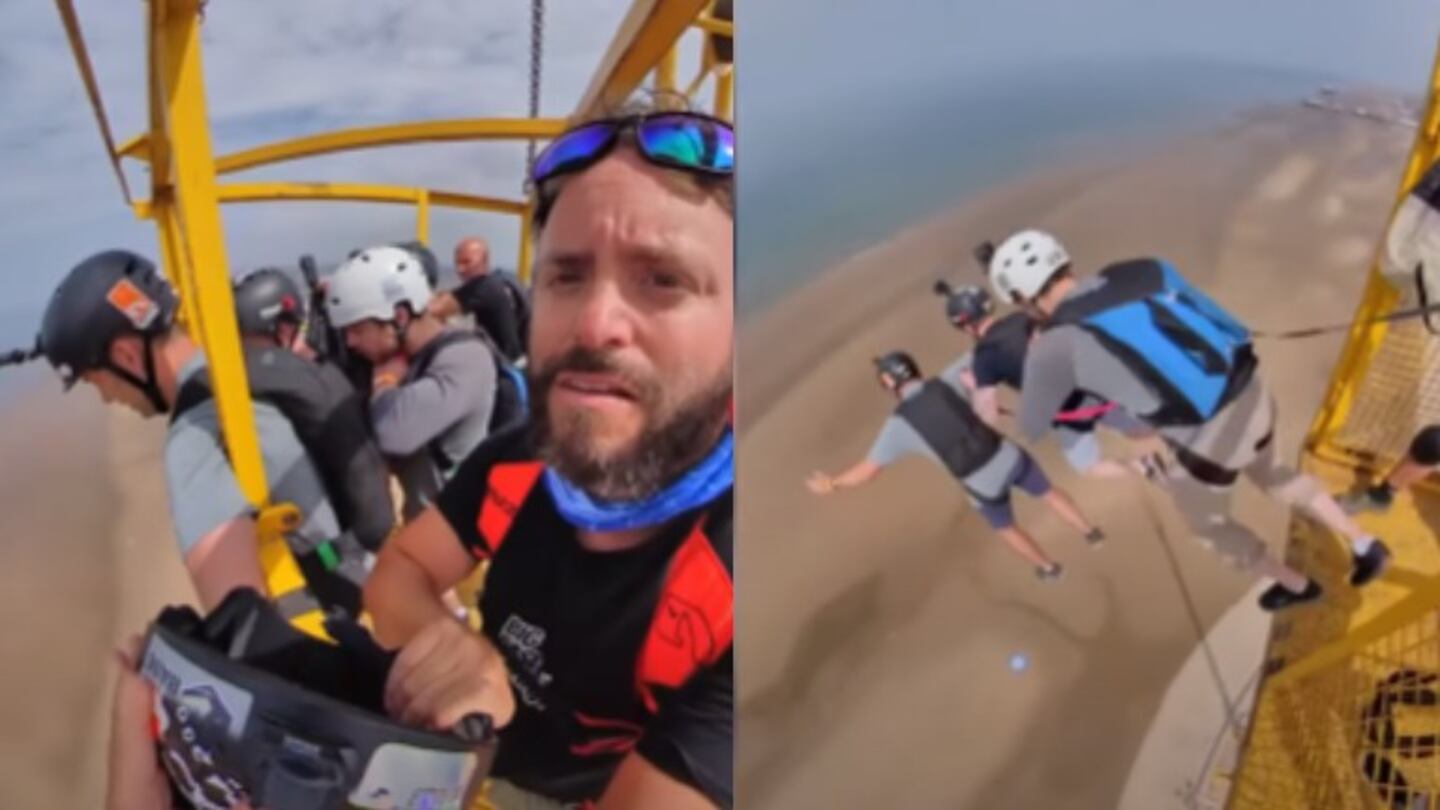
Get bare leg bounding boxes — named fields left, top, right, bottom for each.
left=996, top=526, right=1058, bottom=569
left=1253, top=553, right=1310, bottom=593
left=1083, top=459, right=1134, bottom=480
left=1041, top=488, right=1098, bottom=536
left=1304, top=489, right=1377, bottom=546
left=1388, top=458, right=1432, bottom=491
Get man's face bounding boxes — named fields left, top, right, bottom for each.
left=529, top=149, right=733, bottom=501
left=81, top=335, right=159, bottom=417
left=343, top=319, right=400, bottom=363
left=454, top=243, right=488, bottom=281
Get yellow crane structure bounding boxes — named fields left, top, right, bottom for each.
left=54, top=0, right=734, bottom=641
left=1230, top=32, right=1440, bottom=810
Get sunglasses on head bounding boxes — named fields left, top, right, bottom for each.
left=530, top=112, right=735, bottom=188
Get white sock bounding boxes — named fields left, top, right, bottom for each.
left=1351, top=535, right=1377, bottom=555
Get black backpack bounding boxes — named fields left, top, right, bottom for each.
left=171, top=346, right=397, bottom=554
left=494, top=270, right=531, bottom=353
left=895, top=379, right=1003, bottom=480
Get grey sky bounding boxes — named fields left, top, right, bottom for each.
left=744, top=0, right=1440, bottom=117
left=0, top=1, right=710, bottom=318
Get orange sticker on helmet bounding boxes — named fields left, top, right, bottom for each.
left=105, top=278, right=160, bottom=330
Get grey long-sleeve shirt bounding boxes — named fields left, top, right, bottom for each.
left=1019, top=282, right=1223, bottom=452
left=371, top=332, right=496, bottom=517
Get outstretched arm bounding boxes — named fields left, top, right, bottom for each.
left=807, top=460, right=882, bottom=495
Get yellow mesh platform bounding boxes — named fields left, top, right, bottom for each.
left=1230, top=457, right=1440, bottom=809
left=1229, top=36, right=1440, bottom=808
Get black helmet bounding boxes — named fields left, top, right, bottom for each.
left=873, top=351, right=921, bottom=386
left=39, top=250, right=177, bottom=408
left=234, top=267, right=306, bottom=340
left=392, top=240, right=441, bottom=289
left=933, top=280, right=994, bottom=328
left=140, top=588, right=497, bottom=810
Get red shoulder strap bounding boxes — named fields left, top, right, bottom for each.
left=474, top=461, right=545, bottom=558
left=634, top=515, right=733, bottom=713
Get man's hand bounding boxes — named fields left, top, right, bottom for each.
left=427, top=291, right=462, bottom=321
left=384, top=617, right=516, bottom=733
left=805, top=472, right=836, bottom=495
left=371, top=354, right=409, bottom=393
left=107, top=636, right=174, bottom=810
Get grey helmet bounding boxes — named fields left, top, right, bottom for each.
left=872, top=351, right=921, bottom=387
left=234, top=267, right=306, bottom=342
left=933, top=280, right=994, bottom=328
left=39, top=249, right=177, bottom=411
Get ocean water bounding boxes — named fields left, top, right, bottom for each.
left=737, top=58, right=1338, bottom=316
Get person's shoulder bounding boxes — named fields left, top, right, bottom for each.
left=994, top=310, right=1033, bottom=330
left=450, top=421, right=535, bottom=479
left=246, top=398, right=310, bottom=454
left=942, top=350, right=975, bottom=371
left=429, top=329, right=493, bottom=362
left=1028, top=322, right=1086, bottom=368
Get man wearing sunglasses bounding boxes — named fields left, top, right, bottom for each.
left=364, top=104, right=735, bottom=810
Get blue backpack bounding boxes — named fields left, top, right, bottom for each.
left=1044, top=259, right=1256, bottom=427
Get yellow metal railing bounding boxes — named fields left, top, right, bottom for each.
left=1229, top=31, right=1440, bottom=810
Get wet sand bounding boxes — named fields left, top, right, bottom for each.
left=0, top=380, right=192, bottom=808
left=737, top=105, right=1408, bottom=808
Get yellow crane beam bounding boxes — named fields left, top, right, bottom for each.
left=132, top=182, right=527, bottom=217
left=575, top=0, right=712, bottom=118
left=115, top=118, right=569, bottom=175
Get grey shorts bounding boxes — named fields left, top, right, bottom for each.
left=967, top=449, right=1052, bottom=529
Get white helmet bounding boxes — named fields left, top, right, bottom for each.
left=326, top=245, right=433, bottom=328
left=989, top=229, right=1071, bottom=303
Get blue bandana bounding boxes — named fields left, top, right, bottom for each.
left=542, top=430, right=734, bottom=532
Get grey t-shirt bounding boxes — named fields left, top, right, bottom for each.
left=865, top=376, right=1022, bottom=501
left=371, top=331, right=498, bottom=519
left=164, top=355, right=342, bottom=559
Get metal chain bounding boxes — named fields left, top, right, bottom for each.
left=525, top=0, right=545, bottom=178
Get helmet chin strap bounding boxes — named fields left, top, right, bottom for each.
left=389, top=308, right=418, bottom=357
left=105, top=335, right=169, bottom=414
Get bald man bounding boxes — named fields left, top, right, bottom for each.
left=428, top=236, right=530, bottom=364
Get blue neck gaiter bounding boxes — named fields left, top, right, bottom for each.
left=542, top=430, right=734, bottom=533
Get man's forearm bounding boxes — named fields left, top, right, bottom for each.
left=364, top=545, right=457, bottom=649
left=832, top=462, right=878, bottom=489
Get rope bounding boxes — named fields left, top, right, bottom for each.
left=1140, top=492, right=1246, bottom=745
left=0, top=345, right=42, bottom=369
left=1183, top=664, right=1265, bottom=809
left=1252, top=299, right=1440, bottom=341
left=52, top=0, right=133, bottom=204
left=524, top=0, right=545, bottom=177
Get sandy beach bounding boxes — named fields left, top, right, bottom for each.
left=0, top=379, right=193, bottom=808
left=737, top=104, right=1408, bottom=808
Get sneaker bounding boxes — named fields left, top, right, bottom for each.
left=1035, top=562, right=1064, bottom=582
left=1337, top=484, right=1394, bottom=516
left=1258, top=580, right=1324, bottom=612
left=1084, top=528, right=1106, bottom=548
left=1350, top=540, right=1392, bottom=587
